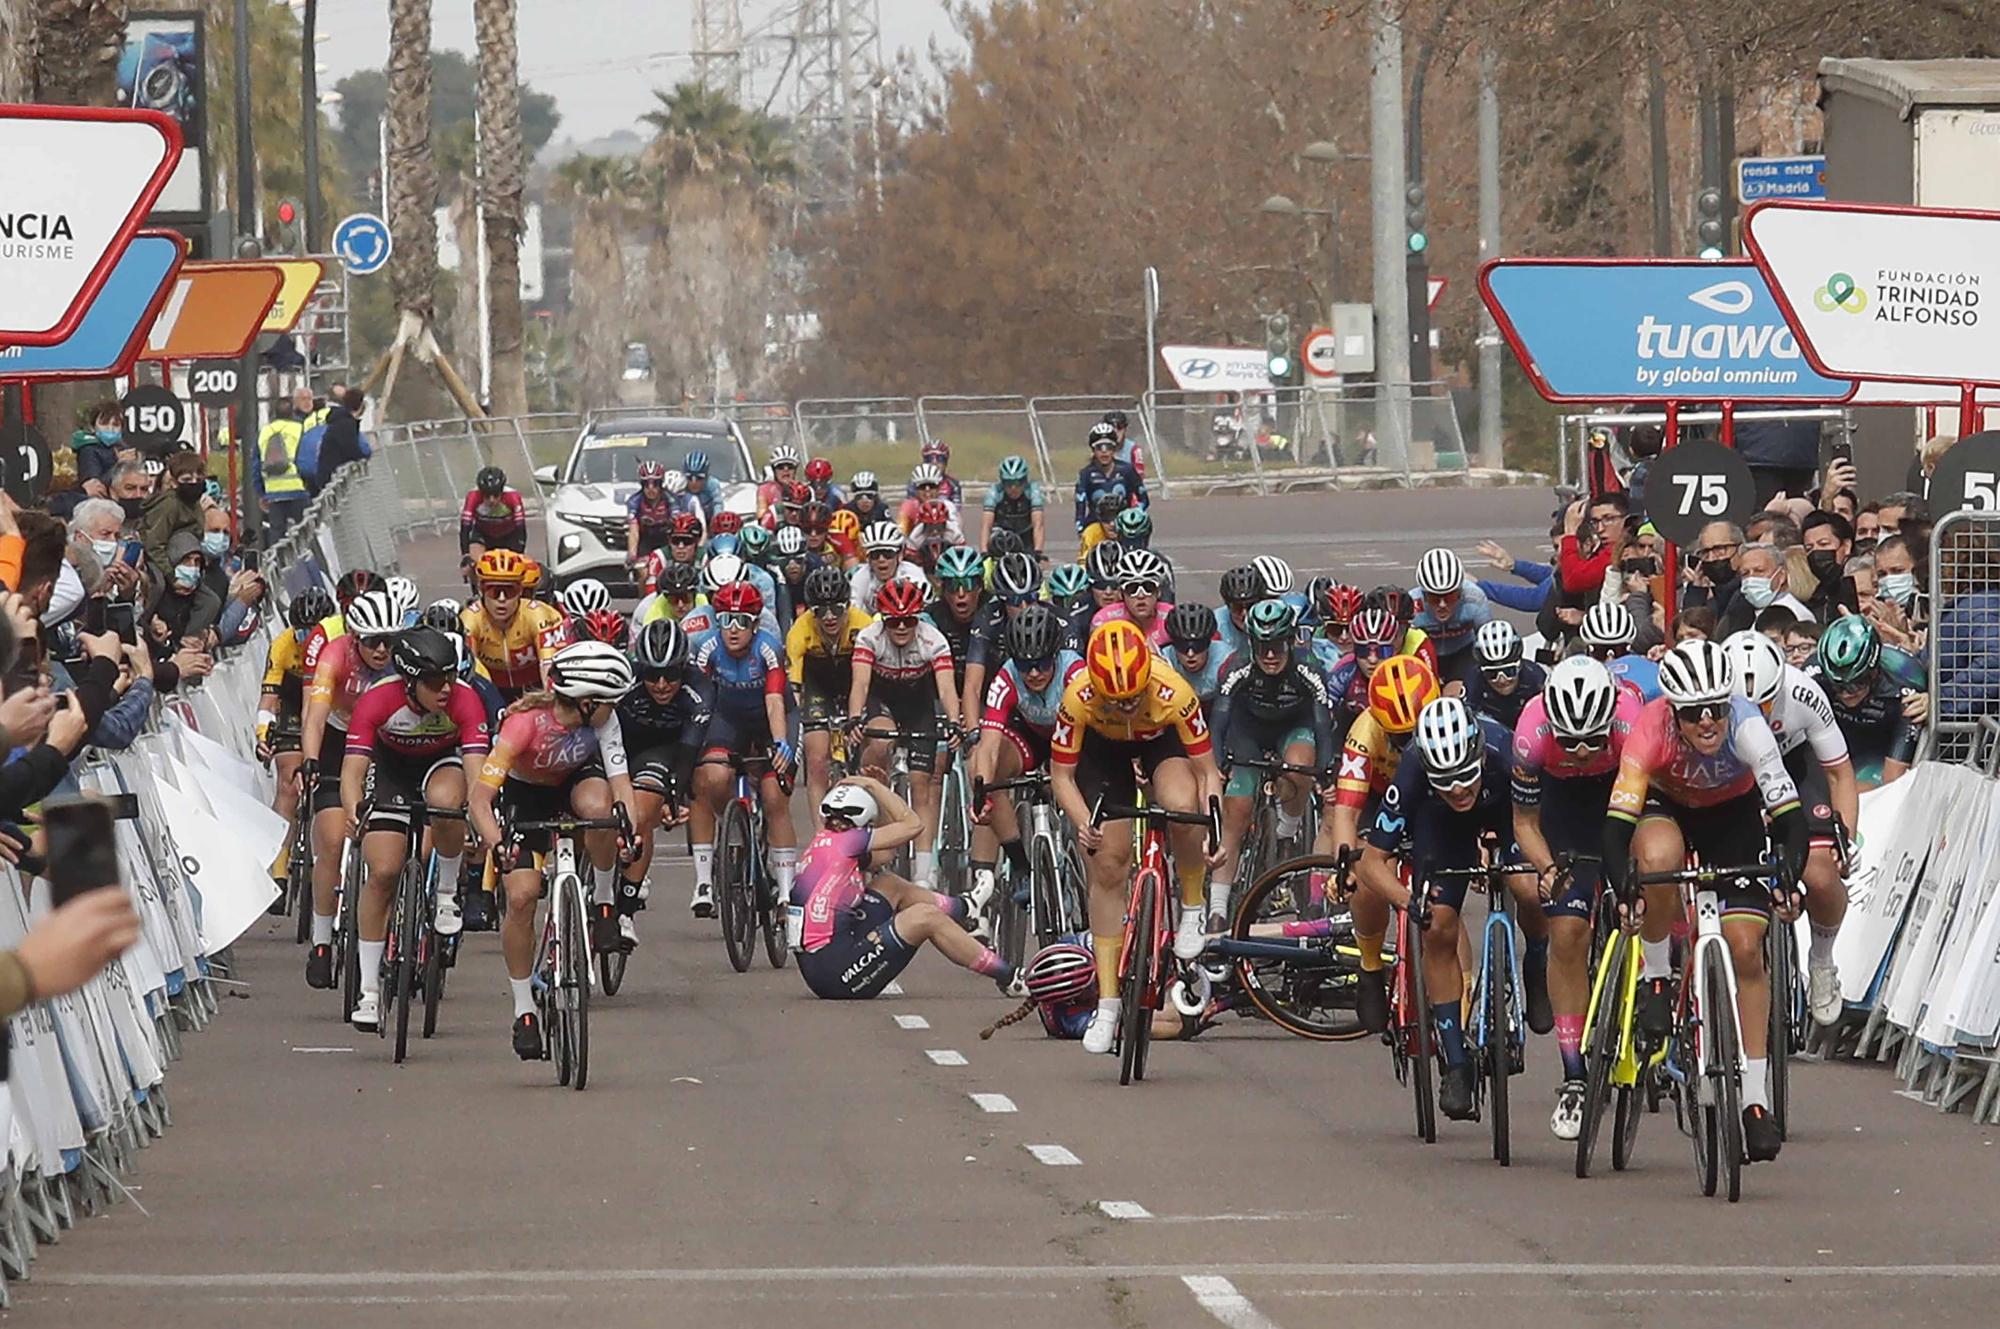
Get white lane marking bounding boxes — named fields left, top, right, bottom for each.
left=925, top=1049, right=968, bottom=1066
left=290, top=1047, right=354, bottom=1054
left=883, top=981, right=905, bottom=995
left=1098, top=1200, right=1152, bottom=1220
left=970, top=1093, right=1017, bottom=1113
left=1182, top=1275, right=1282, bottom=1329
left=893, top=1014, right=929, bottom=1030
left=1023, top=1143, right=1080, bottom=1166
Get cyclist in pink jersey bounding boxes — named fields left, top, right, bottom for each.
left=1089, top=549, right=1174, bottom=647
left=790, top=776, right=1014, bottom=1000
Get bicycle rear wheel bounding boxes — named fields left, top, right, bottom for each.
left=1406, top=909, right=1436, bottom=1144
left=1576, top=938, right=1624, bottom=1178
left=1766, top=919, right=1796, bottom=1140
left=421, top=925, right=445, bottom=1040
left=564, top=876, right=592, bottom=1091
left=717, top=803, right=756, bottom=973
left=1117, top=876, right=1157, bottom=1086
left=1229, top=855, right=1367, bottom=1041
left=1708, top=952, right=1742, bottom=1202
left=291, top=827, right=313, bottom=945
left=1487, top=948, right=1512, bottom=1167
left=598, top=946, right=628, bottom=996
left=761, top=886, right=789, bottom=970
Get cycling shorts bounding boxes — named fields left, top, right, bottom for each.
left=702, top=710, right=779, bottom=768
left=1071, top=726, right=1187, bottom=812
left=365, top=752, right=464, bottom=834
left=1222, top=720, right=1317, bottom=799
left=797, top=890, right=916, bottom=999
left=1781, top=747, right=1840, bottom=848
left=498, top=766, right=607, bottom=856
left=308, top=729, right=353, bottom=816
left=1637, top=793, right=1772, bottom=920
left=629, top=743, right=693, bottom=802
left=798, top=681, right=846, bottom=727
left=470, top=528, right=528, bottom=555
left=1535, top=771, right=1615, bottom=922
left=863, top=686, right=942, bottom=775
left=991, top=717, right=1052, bottom=774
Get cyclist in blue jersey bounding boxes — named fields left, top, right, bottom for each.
left=1816, top=615, right=1925, bottom=787
left=1580, top=602, right=1662, bottom=701
left=1411, top=548, right=1493, bottom=691
left=1465, top=620, right=1546, bottom=731
left=961, top=552, right=1043, bottom=730
left=1213, top=565, right=1261, bottom=663
left=1045, top=562, right=1092, bottom=650
left=1167, top=602, right=1226, bottom=716
left=982, top=455, right=1046, bottom=557
left=970, top=605, right=1084, bottom=908
left=1074, top=428, right=1147, bottom=532
left=682, top=449, right=727, bottom=525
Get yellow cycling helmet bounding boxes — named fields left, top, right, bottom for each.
left=476, top=548, right=530, bottom=585
left=1367, top=653, right=1440, bottom=736
left=1086, top=619, right=1153, bottom=700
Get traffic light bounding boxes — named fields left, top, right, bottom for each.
left=270, top=198, right=302, bottom=254
left=1405, top=183, right=1428, bottom=254
left=1695, top=187, right=1726, bottom=260
left=1264, top=312, right=1293, bottom=382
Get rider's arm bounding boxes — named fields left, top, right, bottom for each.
left=1513, top=802, right=1555, bottom=876
left=846, top=655, right=874, bottom=728
left=932, top=656, right=961, bottom=729
left=625, top=494, right=641, bottom=563
left=1031, top=506, right=1046, bottom=556
left=978, top=500, right=995, bottom=551
left=459, top=489, right=480, bottom=554
left=299, top=647, right=340, bottom=764
left=338, top=692, right=379, bottom=826
left=1304, top=666, right=1337, bottom=768
left=860, top=774, right=924, bottom=856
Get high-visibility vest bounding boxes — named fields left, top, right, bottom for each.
left=260, top=418, right=308, bottom=497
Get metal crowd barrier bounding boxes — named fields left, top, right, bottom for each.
left=1927, top=509, right=2000, bottom=768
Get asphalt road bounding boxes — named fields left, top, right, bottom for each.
left=20, top=487, right=2000, bottom=1328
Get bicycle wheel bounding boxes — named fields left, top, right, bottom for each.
left=1766, top=919, right=1796, bottom=1140
left=1487, top=942, right=1512, bottom=1167
left=291, top=826, right=313, bottom=945
left=761, top=881, right=789, bottom=970
left=1575, top=937, right=1624, bottom=1178
left=1682, top=973, right=1716, bottom=1197
left=1406, top=909, right=1436, bottom=1144
left=936, top=763, right=969, bottom=896
left=564, top=876, right=592, bottom=1091
left=1229, top=856, right=1367, bottom=1041
left=338, top=848, right=363, bottom=1022
left=392, top=862, right=420, bottom=1064
left=421, top=923, right=445, bottom=1040
left=1708, top=952, right=1742, bottom=1202
left=598, top=946, right=627, bottom=997
left=717, top=803, right=756, bottom=973
left=1117, top=875, right=1157, bottom=1086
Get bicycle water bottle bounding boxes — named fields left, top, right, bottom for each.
left=786, top=903, right=805, bottom=951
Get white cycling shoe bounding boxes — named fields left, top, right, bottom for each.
left=1550, top=1079, right=1585, bottom=1141
left=351, top=992, right=380, bottom=1031
left=1173, top=909, right=1208, bottom=962
left=1082, top=1003, right=1121, bottom=1054
left=689, top=882, right=716, bottom=919
left=1808, top=958, right=1843, bottom=1026
left=433, top=894, right=464, bottom=937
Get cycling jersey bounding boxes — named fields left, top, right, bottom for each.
left=1178, top=647, right=1227, bottom=713
left=984, top=481, right=1044, bottom=541
left=897, top=495, right=963, bottom=537
left=982, top=652, right=1086, bottom=738
left=1050, top=663, right=1210, bottom=763
left=344, top=680, right=491, bottom=762
left=301, top=613, right=346, bottom=674
left=1411, top=582, right=1491, bottom=657
left=626, top=489, right=688, bottom=546
left=1367, top=716, right=1515, bottom=911
left=1213, top=608, right=1248, bottom=663
left=617, top=679, right=712, bottom=797
left=460, top=488, right=528, bottom=552
left=855, top=617, right=954, bottom=690
left=1825, top=646, right=1925, bottom=780
left=926, top=602, right=978, bottom=687
left=962, top=599, right=1011, bottom=673
left=786, top=606, right=872, bottom=695
left=849, top=561, right=926, bottom=611
left=1758, top=663, right=1849, bottom=766
left=1073, top=461, right=1146, bottom=530
left=1334, top=711, right=1406, bottom=811
left=1608, top=695, right=1799, bottom=819
left=793, top=826, right=877, bottom=952
left=307, top=634, right=397, bottom=732
left=692, top=629, right=789, bottom=721
left=1090, top=601, right=1174, bottom=648
left=478, top=704, right=630, bottom=788
left=1509, top=689, right=1644, bottom=805
left=261, top=628, right=310, bottom=717
left=1211, top=651, right=1336, bottom=759
left=460, top=599, right=568, bottom=696
left=1465, top=658, right=1547, bottom=731
left=1608, top=653, right=1662, bottom=702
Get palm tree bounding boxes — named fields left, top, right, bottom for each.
left=641, top=80, right=796, bottom=186
left=475, top=0, right=529, bottom=417
left=553, top=154, right=637, bottom=412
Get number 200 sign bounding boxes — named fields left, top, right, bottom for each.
left=1642, top=439, right=1755, bottom=546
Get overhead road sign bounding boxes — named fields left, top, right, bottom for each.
left=0, top=232, right=183, bottom=381
left=139, top=261, right=283, bottom=361
left=332, top=213, right=392, bottom=275
left=259, top=258, right=327, bottom=333
left=1479, top=258, right=1854, bottom=404
left=1160, top=345, right=1280, bottom=391
left=1736, top=155, right=1827, bottom=204
left=0, top=104, right=181, bottom=346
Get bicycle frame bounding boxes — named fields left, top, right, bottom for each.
left=1679, top=885, right=1744, bottom=1108
left=1470, top=876, right=1524, bottom=1064
left=1582, top=910, right=1648, bottom=1092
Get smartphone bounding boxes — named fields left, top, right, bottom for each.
left=105, top=600, right=137, bottom=646
left=44, top=795, right=121, bottom=907
left=119, top=540, right=143, bottom=569
left=83, top=594, right=108, bottom=635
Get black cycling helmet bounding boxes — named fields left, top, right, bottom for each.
left=1103, top=409, right=1129, bottom=429
left=986, top=526, right=1025, bottom=559
left=656, top=561, right=699, bottom=595
left=392, top=626, right=459, bottom=680
left=632, top=619, right=691, bottom=675
left=1084, top=540, right=1124, bottom=587
left=476, top=465, right=506, bottom=496
left=334, top=567, right=379, bottom=609
left=420, top=601, right=463, bottom=634
left=288, top=587, right=335, bottom=631
left=1006, top=603, right=1064, bottom=662
left=1219, top=565, right=1261, bottom=609
left=804, top=563, right=849, bottom=609
left=1366, top=585, right=1414, bottom=626
left=1166, top=601, right=1216, bottom=651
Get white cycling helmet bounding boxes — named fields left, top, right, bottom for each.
left=1544, top=655, right=1619, bottom=739
left=345, top=589, right=402, bottom=639
left=820, top=782, right=880, bottom=828
left=769, top=444, right=802, bottom=468
left=1657, top=639, right=1734, bottom=707
left=548, top=640, right=635, bottom=702
left=702, top=553, right=747, bottom=594
left=911, top=462, right=944, bottom=488
left=1249, top=555, right=1294, bottom=597
left=1119, top=548, right=1169, bottom=589
left=1473, top=619, right=1522, bottom=667
left=385, top=575, right=420, bottom=622
left=851, top=469, right=879, bottom=493
left=1723, top=629, right=1788, bottom=707
left=560, top=577, right=613, bottom=617
left=662, top=468, right=688, bottom=496
left=1416, top=547, right=1464, bottom=596
left=1415, top=696, right=1482, bottom=776
left=1580, top=601, right=1635, bottom=650
left=862, top=521, right=905, bottom=554
left=774, top=525, right=806, bottom=557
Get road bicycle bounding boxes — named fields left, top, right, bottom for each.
left=368, top=799, right=464, bottom=1064
left=503, top=804, right=633, bottom=1091
left=1428, top=854, right=1540, bottom=1166
left=284, top=806, right=314, bottom=945
left=336, top=833, right=364, bottom=1023
left=1638, top=855, right=1786, bottom=1204
left=973, top=772, right=1089, bottom=971
left=1226, top=756, right=1324, bottom=888
left=1093, top=796, right=1221, bottom=1086
left=935, top=746, right=973, bottom=898
left=1572, top=855, right=1666, bottom=1179
left=1202, top=849, right=1370, bottom=1041
left=1767, top=819, right=1849, bottom=1139
left=710, top=752, right=790, bottom=974
left=1383, top=851, right=1436, bottom=1144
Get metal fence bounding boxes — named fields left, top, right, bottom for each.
left=1025, top=394, right=1161, bottom=490
left=1928, top=508, right=2000, bottom=768
left=1558, top=407, right=1852, bottom=493
left=374, top=413, right=581, bottom=541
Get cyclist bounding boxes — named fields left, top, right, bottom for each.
left=982, top=455, right=1045, bottom=557
left=756, top=444, right=803, bottom=519
left=1208, top=599, right=1337, bottom=929
left=662, top=512, right=705, bottom=569
left=1335, top=653, right=1442, bottom=1032
left=1092, top=548, right=1174, bottom=646
left=1112, top=503, right=1153, bottom=552
left=1077, top=542, right=1125, bottom=640
left=635, top=560, right=702, bottom=631
left=969, top=603, right=1082, bottom=907
left=626, top=460, right=682, bottom=568
left=1723, top=630, right=1857, bottom=1027
left=1021, top=940, right=1099, bottom=1038
left=1165, top=602, right=1226, bottom=716
left=961, top=551, right=1041, bottom=729
left=897, top=463, right=959, bottom=534
left=614, top=621, right=710, bottom=946
left=338, top=627, right=489, bottom=1028
left=1073, top=429, right=1147, bottom=535
left=460, top=549, right=568, bottom=703
left=846, top=471, right=890, bottom=528
left=1078, top=492, right=1127, bottom=562
left=736, top=524, right=791, bottom=619
left=1356, top=696, right=1546, bottom=1121
left=701, top=552, right=781, bottom=641
left=928, top=545, right=987, bottom=709
left=848, top=578, right=963, bottom=891
left=258, top=587, right=335, bottom=880
left=771, top=525, right=815, bottom=621
left=1411, top=548, right=1493, bottom=692
left=298, top=590, right=403, bottom=990
left=788, top=564, right=871, bottom=818
left=557, top=578, right=613, bottom=637
left=574, top=607, right=629, bottom=648
left=1321, top=582, right=1365, bottom=654
left=470, top=642, right=638, bottom=1058
left=1251, top=555, right=1310, bottom=621
left=683, top=448, right=725, bottom=524
left=1364, top=586, right=1439, bottom=674
left=803, top=456, right=846, bottom=511
left=905, top=499, right=966, bottom=569
left=688, top=579, right=798, bottom=918
left=1465, top=619, right=1546, bottom=730
left=1603, top=639, right=1811, bottom=1164
left=707, top=509, right=744, bottom=555
left=1046, top=563, right=1093, bottom=648
left=1815, top=615, right=1926, bottom=788
left=1102, top=409, right=1145, bottom=475
left=1510, top=654, right=1642, bottom=1140
left=1214, top=566, right=1262, bottom=663
left=1581, top=602, right=1661, bottom=701
left=923, top=439, right=963, bottom=503
left=791, top=778, right=1015, bottom=998
left=459, top=465, right=527, bottom=568
left=850, top=522, right=925, bottom=610
left=302, top=567, right=379, bottom=675
left=1049, top=620, right=1224, bottom=1055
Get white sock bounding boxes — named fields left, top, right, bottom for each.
left=772, top=847, right=798, bottom=893
left=1809, top=922, right=1839, bottom=965
left=1208, top=877, right=1234, bottom=922
left=509, top=977, right=536, bottom=1018
left=1095, top=996, right=1121, bottom=1019
left=435, top=854, right=462, bottom=897
left=1641, top=937, right=1671, bottom=980
left=914, top=850, right=936, bottom=881
left=311, top=912, right=335, bottom=946
left=1742, top=1056, right=1770, bottom=1110
left=1276, top=808, right=1302, bottom=840
left=593, top=865, right=618, bottom=906
left=358, top=940, right=385, bottom=996
left=692, top=843, right=714, bottom=888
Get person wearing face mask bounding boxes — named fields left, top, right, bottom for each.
left=106, top=460, right=152, bottom=530
left=1682, top=519, right=1745, bottom=617
left=56, top=401, right=126, bottom=516
left=1800, top=511, right=1856, bottom=621
left=68, top=497, right=143, bottom=604
left=145, top=530, right=224, bottom=650
left=1868, top=533, right=1924, bottom=652
left=141, top=451, right=209, bottom=574
left=1722, top=541, right=1813, bottom=636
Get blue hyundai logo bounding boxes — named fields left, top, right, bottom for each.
left=1179, top=358, right=1219, bottom=380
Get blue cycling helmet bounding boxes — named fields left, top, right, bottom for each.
left=684, top=449, right=709, bottom=477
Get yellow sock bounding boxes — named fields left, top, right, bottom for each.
left=1178, top=862, right=1206, bottom=912
left=269, top=843, right=291, bottom=880
left=1358, top=932, right=1386, bottom=972
left=1092, top=933, right=1123, bottom=1000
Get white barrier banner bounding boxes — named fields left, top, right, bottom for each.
left=1885, top=765, right=1992, bottom=1031
left=150, top=773, right=278, bottom=954
left=1823, top=769, right=1926, bottom=1003
left=1926, top=780, right=2000, bottom=1046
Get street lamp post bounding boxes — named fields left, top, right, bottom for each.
left=1258, top=194, right=1341, bottom=316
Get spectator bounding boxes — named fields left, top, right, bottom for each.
left=1906, top=433, right=1957, bottom=498
left=145, top=530, right=223, bottom=652
left=68, top=497, right=144, bottom=604
left=1877, top=491, right=1920, bottom=540
left=63, top=401, right=125, bottom=507
left=1682, top=519, right=1744, bottom=616
left=141, top=450, right=207, bottom=575
left=1845, top=554, right=1879, bottom=620
left=0, top=888, right=141, bottom=1024
left=1622, top=425, right=1664, bottom=521
left=106, top=460, right=152, bottom=528
left=87, top=642, right=155, bottom=752
left=1554, top=492, right=1630, bottom=601
left=313, top=387, right=372, bottom=489
left=1733, top=415, right=1823, bottom=507
left=257, top=387, right=315, bottom=545
left=1674, top=604, right=1717, bottom=643
left=1870, top=534, right=1923, bottom=652
left=1933, top=522, right=2000, bottom=722
left=1781, top=619, right=1823, bottom=671
left=1801, top=511, right=1855, bottom=621
left=1853, top=503, right=1884, bottom=552
left=296, top=381, right=345, bottom=496
left=1722, top=541, right=1813, bottom=634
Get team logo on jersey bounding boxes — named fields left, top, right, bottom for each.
left=1813, top=803, right=1833, bottom=822
left=1052, top=718, right=1075, bottom=748
left=1339, top=751, right=1369, bottom=782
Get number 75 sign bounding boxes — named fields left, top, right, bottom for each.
left=1641, top=440, right=1755, bottom=545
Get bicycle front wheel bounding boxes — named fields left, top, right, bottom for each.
left=291, top=828, right=313, bottom=945
left=1576, top=937, right=1625, bottom=1178
left=717, top=803, right=756, bottom=973
left=1117, top=875, right=1157, bottom=1086
left=598, top=946, right=628, bottom=997
left=392, top=862, right=421, bottom=1064
left=1229, top=855, right=1367, bottom=1041
left=1487, top=951, right=1512, bottom=1167
left=1767, top=919, right=1797, bottom=1140
left=1708, top=952, right=1742, bottom=1202
left=338, top=848, right=363, bottom=1022
left=563, top=875, right=593, bottom=1091
left=1406, top=908, right=1436, bottom=1144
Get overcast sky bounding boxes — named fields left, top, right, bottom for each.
left=316, top=0, right=966, bottom=143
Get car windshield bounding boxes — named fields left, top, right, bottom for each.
left=569, top=431, right=746, bottom=485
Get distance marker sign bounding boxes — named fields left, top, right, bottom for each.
left=1642, top=440, right=1755, bottom=546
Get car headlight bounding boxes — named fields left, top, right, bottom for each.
left=557, top=533, right=582, bottom=559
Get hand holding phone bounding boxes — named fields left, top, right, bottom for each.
left=43, top=795, right=121, bottom=907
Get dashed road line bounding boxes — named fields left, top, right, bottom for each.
left=970, top=1093, right=1017, bottom=1113
left=1024, top=1143, right=1080, bottom=1166
left=925, top=1049, right=968, bottom=1066
left=883, top=981, right=905, bottom=996
left=1098, top=1200, right=1152, bottom=1220
left=1181, top=1275, right=1283, bottom=1329
left=893, top=1014, right=929, bottom=1030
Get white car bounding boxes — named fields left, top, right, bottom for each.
left=535, top=414, right=758, bottom=593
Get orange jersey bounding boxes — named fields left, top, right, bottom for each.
left=461, top=599, right=567, bottom=694
left=1050, top=660, right=1211, bottom=763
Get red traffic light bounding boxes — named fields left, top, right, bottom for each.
left=276, top=200, right=298, bottom=225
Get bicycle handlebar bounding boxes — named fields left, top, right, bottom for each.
left=1225, top=756, right=1327, bottom=780
left=1633, top=860, right=1784, bottom=893
left=1090, top=795, right=1222, bottom=853
left=973, top=773, right=1053, bottom=803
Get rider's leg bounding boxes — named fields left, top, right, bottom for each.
left=272, top=751, right=302, bottom=875
left=909, top=769, right=940, bottom=884
left=570, top=777, right=619, bottom=904
left=1802, top=842, right=1846, bottom=954
left=625, top=788, right=666, bottom=903
left=1725, top=911, right=1772, bottom=1107
left=1085, top=825, right=1135, bottom=1000
left=1505, top=866, right=1553, bottom=1032
left=357, top=828, right=404, bottom=999
left=874, top=874, right=1011, bottom=981
left=424, top=765, right=468, bottom=914
left=688, top=756, right=730, bottom=908
left=760, top=768, right=797, bottom=900
left=1547, top=914, right=1592, bottom=1082
left=1423, top=902, right=1468, bottom=1069
left=1214, top=794, right=1252, bottom=926
left=803, top=728, right=832, bottom=826
left=500, top=864, right=544, bottom=1017
left=1633, top=816, right=1686, bottom=980
left=309, top=803, right=345, bottom=944
left=1277, top=737, right=1317, bottom=837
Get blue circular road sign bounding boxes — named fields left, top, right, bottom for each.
left=332, top=212, right=393, bottom=275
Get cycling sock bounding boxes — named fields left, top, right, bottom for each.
left=966, top=945, right=1009, bottom=979
left=1275, top=808, right=1302, bottom=841
left=1177, top=859, right=1205, bottom=911
left=358, top=940, right=385, bottom=996
left=592, top=865, right=618, bottom=906
left=1279, top=917, right=1335, bottom=939
left=914, top=849, right=936, bottom=882
left=434, top=853, right=463, bottom=897
left=1357, top=931, right=1386, bottom=972
left=1641, top=937, right=1672, bottom=981
left=509, top=977, right=536, bottom=1019
left=931, top=891, right=969, bottom=922
left=772, top=847, right=798, bottom=893
left=1555, top=1014, right=1586, bottom=1080
left=1092, top=934, right=1122, bottom=1000
left=1809, top=922, right=1840, bottom=965
left=1742, top=1056, right=1770, bottom=1110
left=311, top=912, right=335, bottom=946
left=691, top=843, right=714, bottom=887
left=1208, top=876, right=1233, bottom=921
left=1431, top=1002, right=1467, bottom=1067
left=1000, top=837, right=1029, bottom=875
left=1095, top=995, right=1121, bottom=1020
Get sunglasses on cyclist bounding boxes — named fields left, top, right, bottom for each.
left=940, top=576, right=982, bottom=592
left=1554, top=733, right=1605, bottom=754
left=1122, top=580, right=1161, bottom=597
left=717, top=611, right=758, bottom=632
left=1017, top=655, right=1057, bottom=675
left=1427, top=763, right=1483, bottom=794
left=885, top=614, right=920, bottom=628
left=641, top=666, right=687, bottom=683
left=484, top=584, right=521, bottom=600
left=1479, top=663, right=1520, bottom=682
left=1252, top=637, right=1290, bottom=657
left=669, top=536, right=698, bottom=548
left=867, top=548, right=900, bottom=560
left=1673, top=701, right=1729, bottom=724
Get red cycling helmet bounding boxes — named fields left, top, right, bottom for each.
left=710, top=510, right=743, bottom=535
left=922, top=439, right=950, bottom=464
left=637, top=460, right=666, bottom=483
left=712, top=579, right=764, bottom=617
left=805, top=457, right=834, bottom=484
left=1349, top=607, right=1400, bottom=650
left=668, top=512, right=701, bottom=538
left=1323, top=582, right=1365, bottom=627
left=783, top=481, right=811, bottom=507
left=579, top=608, right=630, bottom=647
left=917, top=500, right=951, bottom=526
left=876, top=578, right=927, bottom=618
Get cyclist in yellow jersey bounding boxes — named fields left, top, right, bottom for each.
left=460, top=549, right=566, bottom=700
left=788, top=565, right=873, bottom=820
left=259, top=588, right=337, bottom=881
left=1049, top=620, right=1224, bottom=1056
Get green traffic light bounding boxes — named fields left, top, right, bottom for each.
left=1408, top=233, right=1428, bottom=254
left=1268, top=356, right=1291, bottom=378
